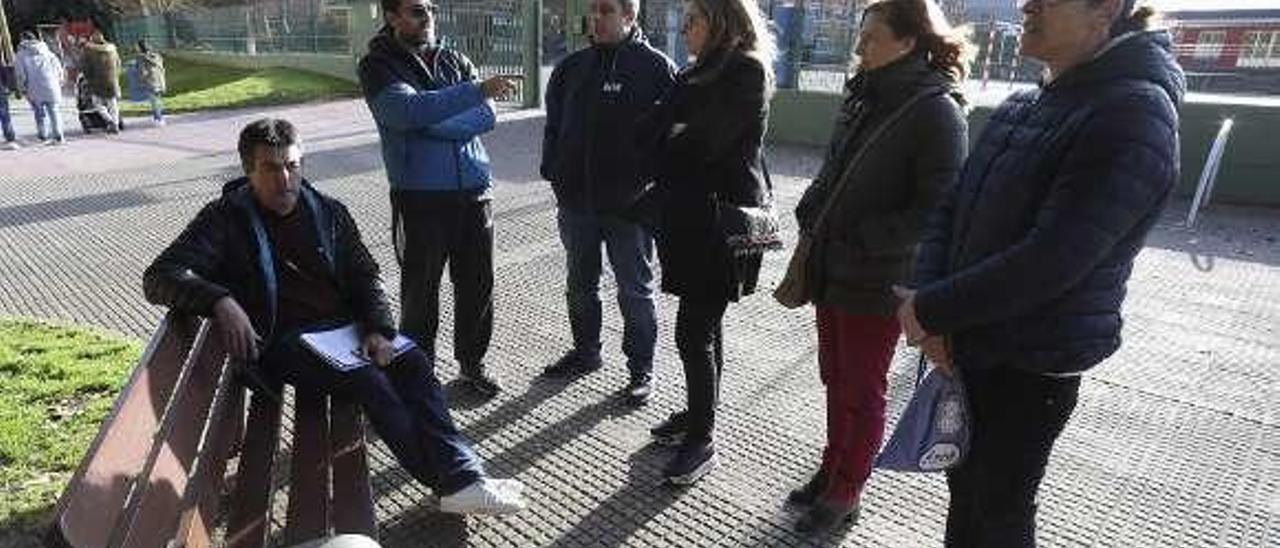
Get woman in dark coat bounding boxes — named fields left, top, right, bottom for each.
left=895, top=0, right=1184, bottom=544
left=639, top=0, right=775, bottom=485
left=786, top=0, right=969, bottom=532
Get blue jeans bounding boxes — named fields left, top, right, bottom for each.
left=148, top=93, right=165, bottom=121
left=0, top=92, right=15, bottom=142
left=31, top=100, right=63, bottom=141
left=260, top=326, right=484, bottom=495
left=556, top=208, right=657, bottom=378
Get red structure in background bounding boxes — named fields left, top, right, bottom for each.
left=1166, top=9, right=1280, bottom=94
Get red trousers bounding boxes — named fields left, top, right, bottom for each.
left=816, top=306, right=902, bottom=506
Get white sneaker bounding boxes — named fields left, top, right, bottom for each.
left=2, top=141, right=18, bottom=150
left=487, top=477, right=525, bottom=495
left=438, top=478, right=526, bottom=515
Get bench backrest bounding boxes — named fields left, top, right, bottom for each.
left=46, top=312, right=377, bottom=548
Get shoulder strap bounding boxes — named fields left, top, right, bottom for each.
left=808, top=88, right=943, bottom=235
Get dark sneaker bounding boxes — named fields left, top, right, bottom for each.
left=649, top=411, right=688, bottom=447
left=542, top=350, right=603, bottom=378
left=459, top=366, right=501, bottom=398
left=663, top=440, right=715, bottom=485
left=620, top=374, right=653, bottom=406
left=794, top=499, right=859, bottom=534
left=786, top=468, right=828, bottom=507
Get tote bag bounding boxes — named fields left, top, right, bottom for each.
left=875, top=355, right=970, bottom=472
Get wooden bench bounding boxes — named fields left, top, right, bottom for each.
left=46, top=312, right=378, bottom=548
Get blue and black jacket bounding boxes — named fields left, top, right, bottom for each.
left=358, top=31, right=495, bottom=196
left=143, top=178, right=396, bottom=345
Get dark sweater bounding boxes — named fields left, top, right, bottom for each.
left=795, top=53, right=967, bottom=316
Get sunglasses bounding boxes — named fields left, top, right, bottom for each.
left=402, top=3, right=438, bottom=19
left=1018, top=0, right=1087, bottom=7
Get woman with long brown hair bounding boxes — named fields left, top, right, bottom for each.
left=638, top=0, right=775, bottom=485
left=787, top=0, right=969, bottom=532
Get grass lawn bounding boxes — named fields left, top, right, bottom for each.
left=119, top=57, right=359, bottom=116
left=0, top=320, right=139, bottom=539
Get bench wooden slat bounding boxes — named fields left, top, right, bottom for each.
left=117, top=324, right=228, bottom=547
left=46, top=313, right=200, bottom=548
left=224, top=391, right=283, bottom=548
left=49, top=312, right=378, bottom=548
left=329, top=400, right=377, bottom=536
left=285, top=391, right=331, bottom=545
left=174, top=365, right=248, bottom=548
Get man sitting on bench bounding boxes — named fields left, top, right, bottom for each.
left=143, top=118, right=525, bottom=515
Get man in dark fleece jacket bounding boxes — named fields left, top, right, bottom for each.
left=894, top=1, right=1185, bottom=546
left=540, top=0, right=676, bottom=406
left=144, top=119, right=525, bottom=516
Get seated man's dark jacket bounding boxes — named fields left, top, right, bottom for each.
left=911, top=31, right=1186, bottom=375
left=143, top=178, right=396, bottom=345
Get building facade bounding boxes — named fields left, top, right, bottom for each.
left=1167, top=9, right=1280, bottom=94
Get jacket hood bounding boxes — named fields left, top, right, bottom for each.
left=366, top=30, right=456, bottom=60
left=85, top=41, right=118, bottom=54
left=854, top=52, right=965, bottom=106
left=221, top=176, right=319, bottom=199
left=589, top=25, right=649, bottom=49
left=1050, top=30, right=1186, bottom=107
left=18, top=39, right=52, bottom=56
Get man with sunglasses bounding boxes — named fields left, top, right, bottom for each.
left=359, top=0, right=519, bottom=399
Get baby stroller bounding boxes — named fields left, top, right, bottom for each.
left=75, top=74, right=119, bottom=133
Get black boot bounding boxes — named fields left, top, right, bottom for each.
left=794, top=499, right=859, bottom=534
left=786, top=467, right=827, bottom=507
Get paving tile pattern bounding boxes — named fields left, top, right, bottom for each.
left=0, top=110, right=1277, bottom=547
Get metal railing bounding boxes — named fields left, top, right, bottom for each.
left=1185, top=118, right=1235, bottom=228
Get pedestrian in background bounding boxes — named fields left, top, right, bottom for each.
left=0, top=62, right=19, bottom=149
left=15, top=31, right=67, bottom=145
left=134, top=40, right=167, bottom=126
left=895, top=0, right=1184, bottom=545
left=638, top=0, right=775, bottom=486
left=787, top=0, right=969, bottom=533
left=540, top=0, right=677, bottom=406
left=81, top=31, right=122, bottom=132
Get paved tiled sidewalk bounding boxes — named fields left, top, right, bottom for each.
left=0, top=100, right=1277, bottom=547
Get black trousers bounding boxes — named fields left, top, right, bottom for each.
left=945, top=366, right=1082, bottom=548
left=392, top=193, right=494, bottom=372
left=675, top=297, right=728, bottom=444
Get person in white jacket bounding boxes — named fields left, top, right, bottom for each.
left=14, top=32, right=67, bottom=144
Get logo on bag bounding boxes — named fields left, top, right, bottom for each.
left=935, top=396, right=964, bottom=435
left=919, top=443, right=961, bottom=470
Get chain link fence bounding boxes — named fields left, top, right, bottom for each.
left=115, top=0, right=535, bottom=104
left=117, top=0, right=356, bottom=55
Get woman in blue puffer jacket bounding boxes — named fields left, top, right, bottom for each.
left=894, top=0, right=1185, bottom=545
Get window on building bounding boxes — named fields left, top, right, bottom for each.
left=1195, top=30, right=1227, bottom=59
left=1239, top=30, right=1280, bottom=68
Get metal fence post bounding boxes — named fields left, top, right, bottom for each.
left=523, top=0, right=543, bottom=108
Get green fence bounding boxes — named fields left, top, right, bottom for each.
left=117, top=0, right=541, bottom=107
left=116, top=0, right=355, bottom=55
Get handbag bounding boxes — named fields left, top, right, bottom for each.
left=773, top=88, right=943, bottom=309
left=715, top=156, right=784, bottom=256
left=874, top=354, right=970, bottom=472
